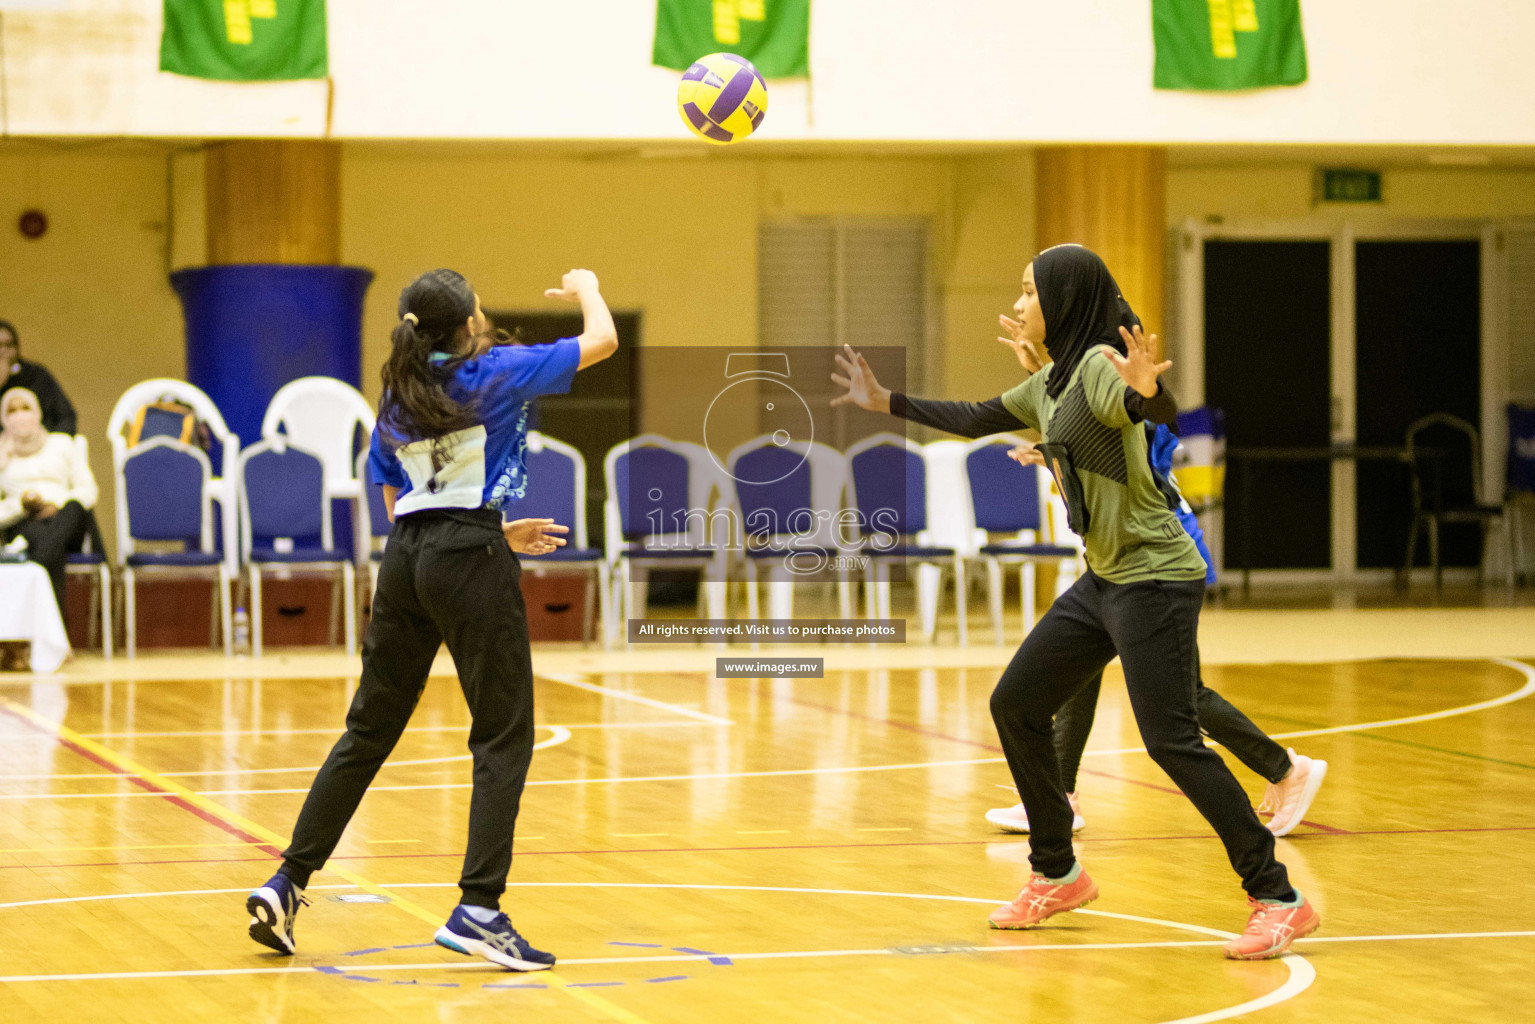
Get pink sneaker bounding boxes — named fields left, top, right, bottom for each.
left=1222, top=895, right=1320, bottom=959
left=985, top=793, right=1085, bottom=834
left=1262, top=749, right=1328, bottom=838
left=987, top=867, right=1098, bottom=929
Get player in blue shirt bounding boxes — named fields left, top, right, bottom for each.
left=246, top=267, right=616, bottom=971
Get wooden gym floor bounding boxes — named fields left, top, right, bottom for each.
left=2, top=606, right=1534, bottom=1023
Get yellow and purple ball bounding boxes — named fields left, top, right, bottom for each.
left=676, top=52, right=768, bottom=146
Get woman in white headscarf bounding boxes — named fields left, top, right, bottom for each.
left=0, top=387, right=97, bottom=611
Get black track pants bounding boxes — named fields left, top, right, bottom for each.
left=990, top=570, right=1294, bottom=901
left=1053, top=665, right=1291, bottom=794
left=280, top=509, right=535, bottom=909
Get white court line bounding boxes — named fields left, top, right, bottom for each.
left=539, top=672, right=733, bottom=726
left=70, top=722, right=710, bottom=740
left=0, top=755, right=1009, bottom=799
left=5, top=659, right=1529, bottom=799
left=2, top=879, right=1526, bottom=1022
left=1075, top=655, right=1535, bottom=759
left=0, top=728, right=574, bottom=781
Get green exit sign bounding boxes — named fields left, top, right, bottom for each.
left=1319, top=169, right=1382, bottom=203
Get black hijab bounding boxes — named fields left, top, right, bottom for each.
left=1035, top=244, right=1140, bottom=400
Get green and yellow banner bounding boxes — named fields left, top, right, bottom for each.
left=1153, top=0, right=1306, bottom=90
left=160, top=0, right=327, bottom=81
left=653, top=0, right=810, bottom=78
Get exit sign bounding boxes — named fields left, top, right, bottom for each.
left=1319, top=169, right=1382, bottom=203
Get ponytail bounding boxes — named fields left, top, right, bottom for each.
left=378, top=269, right=481, bottom=453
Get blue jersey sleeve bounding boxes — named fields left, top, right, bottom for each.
left=367, top=426, right=407, bottom=489
left=484, top=338, right=582, bottom=399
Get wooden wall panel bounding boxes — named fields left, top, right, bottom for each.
left=205, top=140, right=340, bottom=265
left=1035, top=146, right=1167, bottom=350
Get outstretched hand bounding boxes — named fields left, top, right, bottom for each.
left=830, top=345, right=891, bottom=413
left=503, top=518, right=569, bottom=556
left=1107, top=324, right=1171, bottom=398
left=998, top=315, right=1044, bottom=375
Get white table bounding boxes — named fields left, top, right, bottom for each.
left=0, top=562, right=71, bottom=673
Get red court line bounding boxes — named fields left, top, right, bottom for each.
left=0, top=706, right=285, bottom=860
left=9, top=823, right=1534, bottom=872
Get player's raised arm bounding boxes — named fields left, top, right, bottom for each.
left=544, top=269, right=617, bottom=370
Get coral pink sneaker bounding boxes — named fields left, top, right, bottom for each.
left=1221, top=896, right=1320, bottom=959
left=987, top=868, right=1098, bottom=929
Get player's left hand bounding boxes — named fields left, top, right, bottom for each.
left=998, top=315, right=1044, bottom=374
left=503, top=518, right=569, bottom=555
left=1107, top=324, right=1172, bottom=398
left=1007, top=443, right=1044, bottom=468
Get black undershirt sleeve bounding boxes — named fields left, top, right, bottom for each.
left=889, top=393, right=1026, bottom=439
left=1123, top=381, right=1178, bottom=427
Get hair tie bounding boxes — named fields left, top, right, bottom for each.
left=402, top=312, right=419, bottom=326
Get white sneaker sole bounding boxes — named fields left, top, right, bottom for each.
left=985, top=808, right=1086, bottom=834
left=247, top=888, right=295, bottom=955
left=1268, top=760, right=1328, bottom=838
left=434, top=926, right=553, bottom=971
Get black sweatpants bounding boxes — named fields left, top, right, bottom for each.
left=1053, top=664, right=1291, bottom=794
left=280, top=509, right=535, bottom=910
left=990, top=570, right=1294, bottom=901
left=3, top=500, right=90, bottom=613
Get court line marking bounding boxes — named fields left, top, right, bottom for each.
left=0, top=727, right=573, bottom=781
left=0, top=698, right=653, bottom=1024
left=0, top=880, right=1314, bottom=1024
left=70, top=721, right=711, bottom=739
left=539, top=672, right=733, bottom=726
left=4, top=658, right=1525, bottom=800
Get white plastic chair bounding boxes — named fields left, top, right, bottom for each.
left=262, top=377, right=378, bottom=566
left=107, top=379, right=240, bottom=575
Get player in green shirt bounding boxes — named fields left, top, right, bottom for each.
left=831, top=244, right=1318, bottom=959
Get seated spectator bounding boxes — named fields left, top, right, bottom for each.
left=0, top=319, right=77, bottom=436
left=0, top=388, right=97, bottom=613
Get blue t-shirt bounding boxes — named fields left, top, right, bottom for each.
left=368, top=339, right=580, bottom=516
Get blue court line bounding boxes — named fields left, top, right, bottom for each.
left=647, top=975, right=688, bottom=983
left=391, top=943, right=437, bottom=950
left=344, top=947, right=386, bottom=956
left=315, top=965, right=345, bottom=975
left=568, top=982, right=625, bottom=988
left=610, top=941, right=664, bottom=948
left=344, top=975, right=383, bottom=983
left=671, top=946, right=715, bottom=955
left=707, top=956, right=733, bottom=966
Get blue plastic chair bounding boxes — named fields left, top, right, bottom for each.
left=962, top=436, right=1083, bottom=644
left=727, top=437, right=854, bottom=626
left=603, top=435, right=728, bottom=637
left=845, top=432, right=966, bottom=644
left=501, top=432, right=611, bottom=646
left=238, top=439, right=356, bottom=656
left=116, top=436, right=232, bottom=657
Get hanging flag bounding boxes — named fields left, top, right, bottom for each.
left=160, top=0, right=327, bottom=81
left=653, top=0, right=810, bottom=78
left=1153, top=0, right=1306, bottom=91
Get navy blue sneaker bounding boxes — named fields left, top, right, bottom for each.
left=434, top=906, right=555, bottom=971
left=247, top=873, right=307, bottom=955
